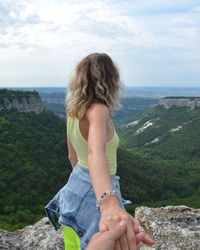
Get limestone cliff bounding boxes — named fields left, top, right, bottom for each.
left=159, top=97, right=200, bottom=110
left=0, top=206, right=199, bottom=250
left=0, top=89, right=44, bottom=114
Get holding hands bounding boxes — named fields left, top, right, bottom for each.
left=87, top=217, right=154, bottom=250
left=97, top=195, right=154, bottom=250
left=87, top=219, right=127, bottom=250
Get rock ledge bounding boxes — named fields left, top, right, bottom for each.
left=1, top=206, right=200, bottom=250
left=135, top=205, right=200, bottom=250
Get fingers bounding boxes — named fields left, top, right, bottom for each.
left=125, top=217, right=137, bottom=250
left=135, top=232, right=145, bottom=244
left=143, top=237, right=155, bottom=246
left=135, top=232, right=155, bottom=246
left=131, top=216, right=155, bottom=246
left=134, top=227, right=155, bottom=246
left=114, top=240, right=121, bottom=250
left=131, top=217, right=140, bottom=228
left=119, top=232, right=128, bottom=250
left=135, top=230, right=155, bottom=246
left=99, top=224, right=109, bottom=233
left=131, top=216, right=140, bottom=234
left=110, top=220, right=126, bottom=240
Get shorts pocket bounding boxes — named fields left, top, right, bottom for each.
left=59, top=171, right=92, bottom=219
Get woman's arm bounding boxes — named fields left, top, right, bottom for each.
left=86, top=103, right=137, bottom=250
left=86, top=103, right=119, bottom=204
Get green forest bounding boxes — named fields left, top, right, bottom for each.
left=119, top=105, right=200, bottom=213
left=0, top=91, right=200, bottom=231
left=0, top=109, right=71, bottom=231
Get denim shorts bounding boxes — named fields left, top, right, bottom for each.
left=44, top=163, right=130, bottom=250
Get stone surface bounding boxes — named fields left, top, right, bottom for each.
left=1, top=206, right=200, bottom=250
left=0, top=96, right=44, bottom=113
left=0, top=217, right=64, bottom=250
left=135, top=205, right=200, bottom=250
left=159, top=98, right=200, bottom=110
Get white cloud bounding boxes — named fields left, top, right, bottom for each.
left=0, top=0, right=200, bottom=87
left=0, top=0, right=160, bottom=53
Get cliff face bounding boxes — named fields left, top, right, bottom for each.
left=159, top=98, right=200, bottom=110
left=0, top=89, right=44, bottom=114
left=0, top=206, right=199, bottom=250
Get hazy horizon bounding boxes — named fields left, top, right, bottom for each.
left=3, top=85, right=200, bottom=98
left=1, top=85, right=200, bottom=89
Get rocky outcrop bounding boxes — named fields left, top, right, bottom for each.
left=1, top=206, right=200, bottom=250
left=159, top=98, right=200, bottom=110
left=135, top=205, right=200, bottom=250
left=0, top=217, right=64, bottom=250
left=0, top=92, right=44, bottom=114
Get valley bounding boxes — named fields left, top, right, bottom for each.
left=0, top=89, right=200, bottom=232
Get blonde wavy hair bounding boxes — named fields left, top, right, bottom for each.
left=65, top=53, right=124, bottom=119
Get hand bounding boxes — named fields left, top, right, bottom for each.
left=114, top=215, right=155, bottom=250
left=86, top=220, right=127, bottom=250
left=126, top=215, right=155, bottom=248
left=99, top=196, right=137, bottom=250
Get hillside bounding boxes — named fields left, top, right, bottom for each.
left=120, top=105, right=200, bottom=162
left=0, top=107, right=71, bottom=231
left=119, top=104, right=200, bottom=210
left=1, top=90, right=200, bottom=232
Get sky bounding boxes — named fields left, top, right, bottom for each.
left=0, top=0, right=200, bottom=88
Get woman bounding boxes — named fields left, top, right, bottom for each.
left=45, top=53, right=154, bottom=250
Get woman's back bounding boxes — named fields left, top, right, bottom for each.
left=67, top=103, right=119, bottom=175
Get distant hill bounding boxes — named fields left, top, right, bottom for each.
left=0, top=89, right=44, bottom=113
left=118, top=103, right=200, bottom=210
left=40, top=91, right=158, bottom=121
left=6, top=86, right=200, bottom=98
left=120, top=103, right=200, bottom=162
left=159, top=96, right=200, bottom=110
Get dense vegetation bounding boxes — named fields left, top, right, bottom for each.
left=0, top=108, right=71, bottom=231
left=1, top=90, right=199, bottom=231
left=117, top=148, right=200, bottom=214
left=120, top=105, right=200, bottom=158
left=119, top=105, right=200, bottom=213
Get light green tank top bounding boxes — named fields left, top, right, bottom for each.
left=67, top=115, right=119, bottom=175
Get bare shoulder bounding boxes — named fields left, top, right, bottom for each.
left=86, top=103, right=109, bottom=122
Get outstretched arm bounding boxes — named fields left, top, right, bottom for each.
left=86, top=103, right=117, bottom=200
left=86, top=103, right=137, bottom=250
